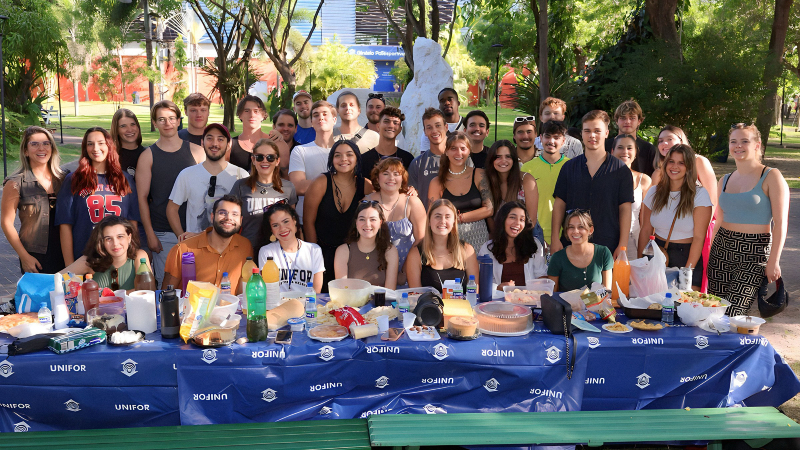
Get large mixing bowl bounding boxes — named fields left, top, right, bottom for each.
left=328, top=279, right=371, bottom=308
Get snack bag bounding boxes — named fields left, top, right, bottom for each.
left=331, top=306, right=366, bottom=329
left=64, top=273, right=85, bottom=327
left=581, top=285, right=616, bottom=322
left=180, top=281, right=219, bottom=342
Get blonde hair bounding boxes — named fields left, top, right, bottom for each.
left=14, top=126, right=65, bottom=180
left=421, top=199, right=467, bottom=270
left=729, top=123, right=763, bottom=162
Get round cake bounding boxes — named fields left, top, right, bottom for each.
left=475, top=302, right=532, bottom=333
left=447, top=316, right=479, bottom=337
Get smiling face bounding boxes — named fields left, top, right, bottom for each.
left=378, top=114, right=402, bottom=140
left=153, top=108, right=179, bottom=138
left=366, top=98, right=384, bottom=124
left=203, top=129, right=228, bottom=162
left=541, top=131, right=565, bottom=155
left=186, top=104, right=210, bottom=129
left=616, top=113, right=641, bottom=135
left=356, top=207, right=382, bottom=240
left=311, top=105, right=336, bottom=133
left=238, top=101, right=264, bottom=128
left=378, top=165, right=402, bottom=192
left=566, top=216, right=592, bottom=245
left=492, top=146, right=514, bottom=173
left=466, top=116, right=489, bottom=146
left=581, top=119, right=609, bottom=151
left=253, top=143, right=279, bottom=177
left=101, top=224, right=131, bottom=258
left=269, top=210, right=297, bottom=243
left=446, top=139, right=471, bottom=167
left=664, top=151, right=687, bottom=183
left=294, top=96, right=312, bottom=120
left=729, top=128, right=760, bottom=162
left=212, top=200, right=242, bottom=238
left=513, top=124, right=536, bottom=150
left=430, top=205, right=455, bottom=236
left=25, top=132, right=52, bottom=166
left=504, top=207, right=527, bottom=239
left=332, top=144, right=357, bottom=174
left=274, top=113, right=297, bottom=143
left=86, top=131, right=109, bottom=164
left=117, top=117, right=140, bottom=147
left=612, top=136, right=637, bottom=168
left=423, top=116, right=446, bottom=145
left=540, top=105, right=565, bottom=123
left=337, top=95, right=360, bottom=122
left=657, top=130, right=683, bottom=156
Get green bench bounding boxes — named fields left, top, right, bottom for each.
left=0, top=419, right=371, bottom=450
left=368, top=407, right=800, bottom=449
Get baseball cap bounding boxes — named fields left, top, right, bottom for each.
left=202, top=123, right=230, bottom=141
left=292, top=90, right=312, bottom=102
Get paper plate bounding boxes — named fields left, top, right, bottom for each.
left=602, top=323, right=633, bottom=333
left=308, top=325, right=349, bottom=342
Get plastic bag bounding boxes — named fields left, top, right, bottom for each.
left=179, top=281, right=219, bottom=342
left=629, top=251, right=668, bottom=298
left=14, top=273, right=55, bottom=313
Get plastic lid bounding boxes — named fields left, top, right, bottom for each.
left=86, top=274, right=93, bottom=280
left=222, top=272, right=229, bottom=277
left=140, top=258, right=147, bottom=263
left=649, top=235, right=655, bottom=240
left=469, top=275, right=475, bottom=280
left=665, top=293, right=672, bottom=298
left=402, top=292, right=409, bottom=298
left=252, top=267, right=259, bottom=273
left=40, top=302, right=48, bottom=308
left=619, top=246, right=627, bottom=251
left=246, top=256, right=253, bottom=260
left=307, top=282, right=313, bottom=287
left=455, top=278, right=461, bottom=283
left=267, top=256, right=274, bottom=260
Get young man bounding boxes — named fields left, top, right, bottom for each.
left=464, top=110, right=490, bottom=168
left=550, top=110, right=633, bottom=258
left=167, top=123, right=248, bottom=239
left=292, top=90, right=315, bottom=145
left=603, top=99, right=657, bottom=176
left=288, top=100, right=337, bottom=223
left=136, top=100, right=205, bottom=284
left=178, top=93, right=210, bottom=146
left=533, top=97, right=583, bottom=158
left=513, top=117, right=538, bottom=164
left=521, top=121, right=570, bottom=246
left=162, top=195, right=252, bottom=293
left=333, top=91, right=380, bottom=153
left=365, top=93, right=385, bottom=133
left=420, top=88, right=465, bottom=151
left=360, top=106, right=415, bottom=179
left=267, top=109, right=299, bottom=174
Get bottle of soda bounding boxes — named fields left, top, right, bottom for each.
left=181, top=252, right=196, bottom=295
left=246, top=267, right=268, bottom=342
left=241, top=256, right=257, bottom=294
left=134, top=258, right=157, bottom=290
left=81, top=274, right=100, bottom=313
left=642, top=236, right=657, bottom=258
left=219, top=272, right=232, bottom=295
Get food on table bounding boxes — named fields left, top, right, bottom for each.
left=91, top=314, right=128, bottom=336
left=406, top=325, right=439, bottom=340
left=504, top=289, right=550, bottom=306
left=316, top=300, right=344, bottom=325
left=604, top=322, right=631, bottom=332
left=363, top=306, right=398, bottom=325
left=629, top=319, right=665, bottom=331
left=447, top=316, right=479, bottom=337
left=48, top=327, right=106, bottom=354
left=309, top=324, right=348, bottom=339
left=729, top=315, right=765, bottom=335
left=647, top=303, right=664, bottom=310
left=581, top=288, right=616, bottom=322
left=265, top=299, right=304, bottom=331
left=679, top=291, right=725, bottom=307
left=442, top=298, right=474, bottom=327
left=331, top=306, right=366, bottom=329
left=0, top=312, right=39, bottom=333
left=474, top=301, right=533, bottom=333
left=110, top=330, right=141, bottom=345
left=351, top=323, right=379, bottom=339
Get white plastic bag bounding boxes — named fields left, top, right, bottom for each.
left=629, top=251, right=668, bottom=298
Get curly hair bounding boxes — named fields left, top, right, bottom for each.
left=489, top=201, right=538, bottom=264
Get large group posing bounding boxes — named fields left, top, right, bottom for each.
left=1, top=90, right=789, bottom=317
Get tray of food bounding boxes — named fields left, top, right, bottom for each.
left=406, top=325, right=441, bottom=341
left=502, top=280, right=555, bottom=307
left=475, top=301, right=533, bottom=336
left=623, top=303, right=663, bottom=320
left=308, top=324, right=349, bottom=342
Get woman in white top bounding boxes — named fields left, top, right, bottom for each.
left=258, top=202, right=324, bottom=293
left=611, top=134, right=652, bottom=260
left=638, top=144, right=712, bottom=290
left=478, top=201, right=547, bottom=291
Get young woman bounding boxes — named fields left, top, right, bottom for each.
left=708, top=124, right=789, bottom=316
left=334, top=201, right=398, bottom=289
left=478, top=201, right=547, bottom=291
left=228, top=95, right=270, bottom=172
left=652, top=125, right=717, bottom=204
left=267, top=109, right=300, bottom=174
left=429, top=132, right=493, bottom=252
left=56, top=127, right=140, bottom=265
left=61, top=216, right=150, bottom=291
left=231, top=139, right=297, bottom=251
left=638, top=144, right=712, bottom=290
left=1, top=126, right=67, bottom=273
left=406, top=199, right=479, bottom=294
left=547, top=210, right=613, bottom=292
left=111, top=109, right=145, bottom=177
left=362, top=157, right=426, bottom=283
left=483, top=140, right=539, bottom=235
left=612, top=134, right=653, bottom=260
left=257, top=202, right=324, bottom=293
left=303, top=141, right=373, bottom=291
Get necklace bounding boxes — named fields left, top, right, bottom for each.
left=379, top=192, right=400, bottom=217
left=448, top=165, right=467, bottom=176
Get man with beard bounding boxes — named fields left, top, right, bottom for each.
left=360, top=106, right=415, bottom=178
left=420, top=88, right=465, bottom=151
left=365, top=93, right=385, bottom=133
left=167, top=124, right=248, bottom=239
left=513, top=117, right=537, bottom=164
left=162, top=195, right=252, bottom=293
left=333, top=91, right=380, bottom=153
left=293, top=90, right=315, bottom=145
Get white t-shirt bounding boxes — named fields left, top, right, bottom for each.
left=169, top=163, right=248, bottom=233
left=644, top=186, right=712, bottom=241
left=288, top=143, right=332, bottom=223
left=258, top=240, right=325, bottom=292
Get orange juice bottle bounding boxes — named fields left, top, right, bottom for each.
left=612, top=248, right=630, bottom=301
left=241, top=257, right=257, bottom=283
left=261, top=257, right=281, bottom=309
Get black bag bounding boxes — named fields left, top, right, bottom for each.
left=541, top=294, right=576, bottom=379
left=758, top=277, right=788, bottom=318
left=8, top=333, right=62, bottom=355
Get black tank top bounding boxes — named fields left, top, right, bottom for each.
left=229, top=137, right=252, bottom=172
left=419, top=249, right=467, bottom=294
left=315, top=173, right=365, bottom=250
left=149, top=141, right=195, bottom=232
left=442, top=168, right=482, bottom=212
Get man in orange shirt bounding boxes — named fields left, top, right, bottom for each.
left=162, top=195, right=252, bottom=293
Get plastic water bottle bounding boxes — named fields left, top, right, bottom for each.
left=305, top=282, right=317, bottom=327
left=466, top=275, right=478, bottom=306
left=220, top=272, right=232, bottom=295
left=38, top=302, right=53, bottom=331
left=642, top=236, right=657, bottom=258
left=246, top=268, right=268, bottom=342
left=181, top=252, right=196, bottom=295
left=453, top=278, right=464, bottom=299
left=661, top=293, right=674, bottom=325
left=399, top=292, right=410, bottom=314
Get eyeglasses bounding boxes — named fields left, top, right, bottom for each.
left=207, top=176, right=217, bottom=198
left=110, top=268, right=119, bottom=291
left=368, top=93, right=384, bottom=99
left=515, top=116, right=536, bottom=123
left=156, top=116, right=179, bottom=125
left=252, top=154, right=277, bottom=162
left=28, top=141, right=52, bottom=149
left=215, top=209, right=241, bottom=218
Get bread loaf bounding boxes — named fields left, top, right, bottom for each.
left=266, top=299, right=304, bottom=331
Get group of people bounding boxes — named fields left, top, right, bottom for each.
left=1, top=89, right=789, bottom=316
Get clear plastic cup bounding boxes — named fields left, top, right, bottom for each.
left=403, top=312, right=417, bottom=329
left=377, top=315, right=390, bottom=333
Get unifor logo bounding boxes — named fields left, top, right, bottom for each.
left=545, top=346, right=561, bottom=364
left=319, top=345, right=335, bottom=361
left=13, top=421, right=29, bottom=432
left=484, top=378, right=500, bottom=392
left=64, top=399, right=80, bottom=412
left=261, top=388, right=277, bottom=402
left=319, top=406, right=333, bottom=415
left=201, top=349, right=217, bottom=364
left=636, top=373, right=651, bottom=389
left=423, top=404, right=446, bottom=414
left=0, top=360, right=13, bottom=378
left=695, top=336, right=709, bottom=350
left=375, top=376, right=389, bottom=389
left=587, top=337, right=601, bottom=349
left=432, top=343, right=449, bottom=360
left=121, top=359, right=138, bottom=377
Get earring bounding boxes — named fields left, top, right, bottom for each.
left=270, top=234, right=276, bottom=242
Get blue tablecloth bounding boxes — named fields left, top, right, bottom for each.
left=0, top=311, right=797, bottom=433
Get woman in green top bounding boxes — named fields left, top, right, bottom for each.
left=61, top=216, right=150, bottom=291
left=547, top=209, right=613, bottom=291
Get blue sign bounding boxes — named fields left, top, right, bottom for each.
left=347, top=45, right=405, bottom=61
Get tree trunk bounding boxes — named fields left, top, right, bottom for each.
left=756, top=0, right=794, bottom=152
left=73, top=79, right=79, bottom=116
left=645, top=0, right=680, bottom=56
left=537, top=0, right=549, bottom=100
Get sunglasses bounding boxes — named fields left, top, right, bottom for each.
left=566, top=208, right=591, bottom=215
left=515, top=116, right=536, bottom=123
left=731, top=122, right=755, bottom=129
left=252, top=153, right=277, bottom=162
left=264, top=198, right=288, bottom=213
left=379, top=155, right=403, bottom=161
left=110, top=268, right=119, bottom=291
left=360, top=200, right=381, bottom=207
left=208, top=176, right=217, bottom=198
left=368, top=93, right=384, bottom=99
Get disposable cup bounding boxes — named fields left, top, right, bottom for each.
left=377, top=315, right=390, bottom=333
left=403, top=312, right=417, bottom=328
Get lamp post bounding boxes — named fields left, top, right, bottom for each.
left=57, top=48, right=63, bottom=144
left=491, top=43, right=503, bottom=142
left=0, top=15, right=8, bottom=179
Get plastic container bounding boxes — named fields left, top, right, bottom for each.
left=38, top=302, right=53, bottom=331
left=661, top=293, right=674, bottom=325
left=305, top=282, right=317, bottom=327
left=393, top=287, right=439, bottom=310
left=612, top=248, right=631, bottom=300
left=288, top=317, right=306, bottom=332
left=642, top=236, right=657, bottom=258
left=328, top=279, right=371, bottom=307
left=398, top=292, right=410, bottom=314
left=447, top=315, right=479, bottom=338
left=262, top=257, right=280, bottom=310
left=503, top=280, right=555, bottom=307
left=81, top=274, right=100, bottom=313
left=87, top=305, right=128, bottom=336
left=474, top=301, right=533, bottom=335
left=134, top=258, right=157, bottom=291
left=729, top=316, right=766, bottom=335
left=212, top=294, right=240, bottom=320
left=241, top=257, right=257, bottom=291
left=466, top=276, right=477, bottom=306
left=181, top=252, right=196, bottom=296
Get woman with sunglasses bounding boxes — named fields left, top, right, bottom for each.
left=228, top=95, right=270, bottom=172
left=611, top=134, right=652, bottom=260
left=477, top=201, right=547, bottom=291
left=428, top=131, right=493, bottom=253
left=61, top=216, right=150, bottom=292
left=334, top=201, right=398, bottom=289
left=2, top=126, right=68, bottom=273
left=483, top=140, right=539, bottom=236
left=258, top=202, right=324, bottom=293
left=406, top=199, right=479, bottom=294
left=303, top=140, right=374, bottom=291
left=232, top=139, right=297, bottom=250
left=56, top=127, right=140, bottom=265
left=547, top=209, right=613, bottom=292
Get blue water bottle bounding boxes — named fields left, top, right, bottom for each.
left=478, top=254, right=493, bottom=303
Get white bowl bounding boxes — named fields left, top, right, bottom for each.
left=328, top=279, right=372, bottom=308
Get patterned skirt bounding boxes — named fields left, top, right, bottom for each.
left=458, top=220, right=489, bottom=253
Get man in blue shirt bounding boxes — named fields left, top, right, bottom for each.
left=292, top=90, right=315, bottom=145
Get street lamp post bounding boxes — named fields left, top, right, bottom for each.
left=491, top=43, right=503, bottom=142
left=0, top=15, right=8, bottom=179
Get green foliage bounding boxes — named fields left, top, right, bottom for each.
left=390, top=59, right=411, bottom=88
left=511, top=59, right=579, bottom=116
left=201, top=57, right=263, bottom=105
left=308, top=37, right=376, bottom=99
left=445, top=34, right=490, bottom=103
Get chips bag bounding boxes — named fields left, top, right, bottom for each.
left=180, top=281, right=219, bottom=342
